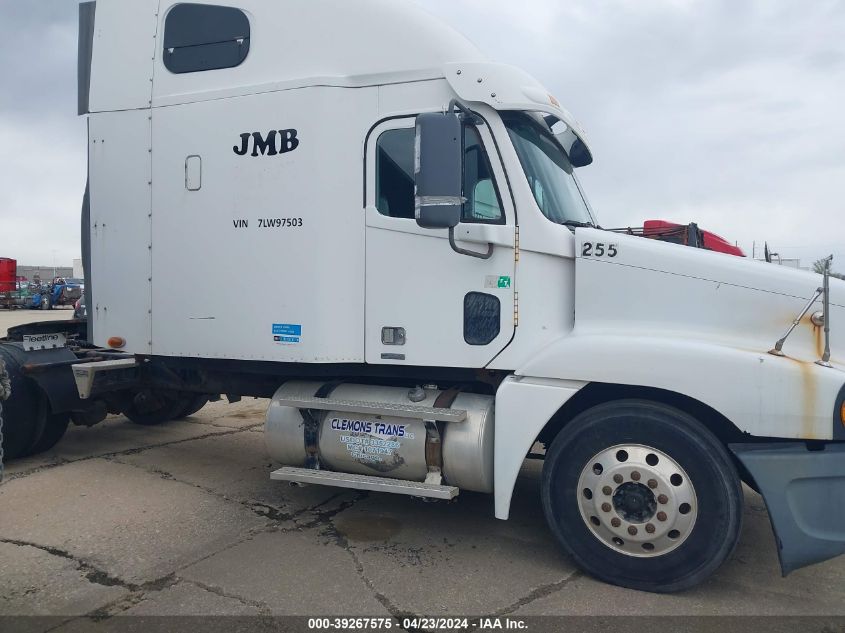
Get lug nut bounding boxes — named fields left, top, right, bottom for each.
left=613, top=474, right=624, bottom=484
left=657, top=511, right=667, bottom=522
left=631, top=471, right=641, bottom=481
left=602, top=486, right=613, bottom=496
left=628, top=526, right=638, bottom=536
left=648, top=479, right=658, bottom=489
left=611, top=518, right=621, bottom=528
left=601, top=503, right=612, bottom=512
left=645, top=523, right=656, bottom=534
left=657, top=494, right=669, bottom=505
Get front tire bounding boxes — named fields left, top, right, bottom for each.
left=541, top=400, right=743, bottom=593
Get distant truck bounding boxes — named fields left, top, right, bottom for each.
left=618, top=220, right=746, bottom=257
left=0, top=0, right=843, bottom=594
left=31, top=278, right=84, bottom=310
left=0, top=258, right=17, bottom=309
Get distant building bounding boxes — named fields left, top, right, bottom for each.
left=17, top=265, right=75, bottom=282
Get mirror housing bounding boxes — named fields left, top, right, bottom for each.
left=414, top=112, right=463, bottom=229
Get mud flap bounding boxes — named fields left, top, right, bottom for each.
left=730, top=442, right=845, bottom=575
left=0, top=342, right=85, bottom=414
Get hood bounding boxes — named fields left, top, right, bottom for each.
left=574, top=228, right=843, bottom=368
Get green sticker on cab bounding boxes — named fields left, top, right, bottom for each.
left=485, top=275, right=512, bottom=289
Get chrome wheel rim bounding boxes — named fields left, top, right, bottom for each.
left=576, top=444, right=697, bottom=557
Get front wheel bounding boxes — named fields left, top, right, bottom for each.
left=541, top=400, right=743, bottom=593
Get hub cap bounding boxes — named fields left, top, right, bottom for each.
left=576, top=444, right=697, bottom=557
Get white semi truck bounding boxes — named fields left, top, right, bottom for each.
left=1, top=0, right=844, bottom=593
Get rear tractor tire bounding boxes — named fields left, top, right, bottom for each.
left=122, top=390, right=193, bottom=426
left=28, top=411, right=70, bottom=455
left=541, top=400, right=743, bottom=593
left=0, top=387, right=69, bottom=459
left=176, top=394, right=210, bottom=419
left=0, top=350, right=47, bottom=460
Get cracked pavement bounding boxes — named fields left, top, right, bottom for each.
left=2, top=397, right=845, bottom=627
left=1, top=320, right=845, bottom=627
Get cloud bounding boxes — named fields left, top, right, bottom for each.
left=0, top=115, right=86, bottom=264
left=416, top=0, right=845, bottom=266
left=0, top=1, right=79, bottom=121
left=1, top=0, right=843, bottom=270
left=0, top=0, right=83, bottom=264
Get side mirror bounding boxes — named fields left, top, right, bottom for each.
left=414, top=112, right=463, bottom=229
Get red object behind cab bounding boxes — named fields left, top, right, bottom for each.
left=0, top=258, right=16, bottom=293
left=643, top=221, right=745, bottom=257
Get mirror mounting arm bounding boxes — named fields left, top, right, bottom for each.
left=448, top=99, right=483, bottom=125
left=449, top=227, right=494, bottom=260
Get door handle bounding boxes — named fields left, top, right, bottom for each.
left=449, top=227, right=494, bottom=260
left=452, top=224, right=515, bottom=247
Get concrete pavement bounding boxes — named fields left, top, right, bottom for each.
left=1, top=312, right=845, bottom=628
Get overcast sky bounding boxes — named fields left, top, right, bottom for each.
left=1, top=0, right=843, bottom=270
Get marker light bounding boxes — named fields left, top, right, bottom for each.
left=841, top=400, right=845, bottom=427
left=107, top=337, right=126, bottom=349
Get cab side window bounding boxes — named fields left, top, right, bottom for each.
left=375, top=128, right=416, bottom=219
left=163, top=3, right=250, bottom=74
left=375, top=124, right=504, bottom=223
left=462, top=126, right=504, bottom=224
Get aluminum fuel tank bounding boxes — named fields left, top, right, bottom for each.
left=265, top=381, right=495, bottom=493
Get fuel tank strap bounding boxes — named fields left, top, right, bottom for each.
left=314, top=381, right=343, bottom=399
left=433, top=387, right=462, bottom=410
left=426, top=387, right=464, bottom=484
left=302, top=382, right=344, bottom=470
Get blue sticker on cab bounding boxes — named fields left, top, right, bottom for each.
left=272, top=323, right=301, bottom=344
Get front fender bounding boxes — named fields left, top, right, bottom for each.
left=518, top=333, right=845, bottom=441
left=494, top=375, right=585, bottom=519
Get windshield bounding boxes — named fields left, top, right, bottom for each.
left=502, top=112, right=594, bottom=227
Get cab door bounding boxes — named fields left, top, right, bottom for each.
left=364, top=116, right=516, bottom=367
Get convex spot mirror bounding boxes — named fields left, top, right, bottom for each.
left=414, top=112, right=463, bottom=229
